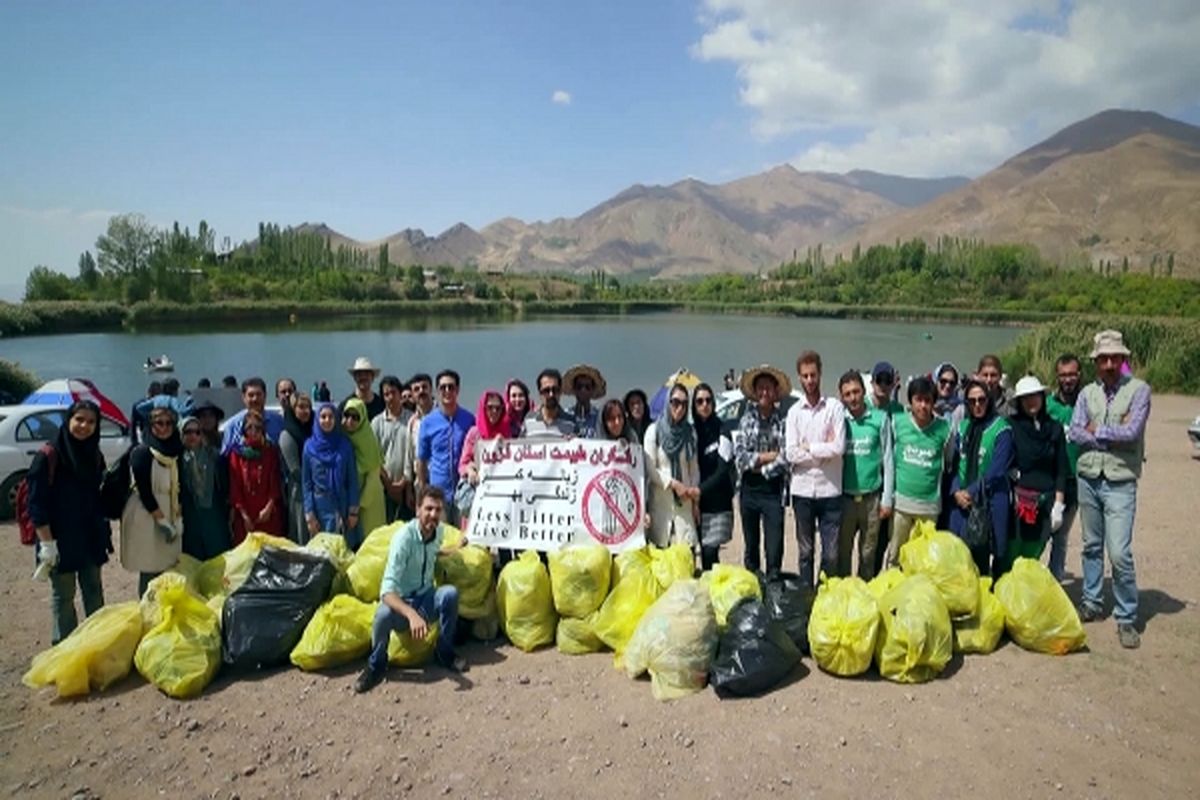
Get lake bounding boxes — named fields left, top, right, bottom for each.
left=0, top=313, right=1022, bottom=410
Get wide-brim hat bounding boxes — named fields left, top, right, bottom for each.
left=740, top=365, right=792, bottom=400
left=348, top=356, right=381, bottom=377
left=563, top=364, right=607, bottom=398
left=192, top=399, right=226, bottom=420
left=1012, top=375, right=1047, bottom=399
left=1089, top=329, right=1131, bottom=359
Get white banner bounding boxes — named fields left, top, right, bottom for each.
left=466, top=438, right=646, bottom=552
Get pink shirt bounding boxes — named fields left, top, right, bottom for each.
left=785, top=394, right=846, bottom=499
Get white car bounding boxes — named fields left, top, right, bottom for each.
left=0, top=405, right=130, bottom=518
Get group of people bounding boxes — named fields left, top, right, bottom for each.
left=27, top=328, right=1149, bottom=668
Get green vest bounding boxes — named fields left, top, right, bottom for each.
left=843, top=407, right=886, bottom=494
left=893, top=414, right=950, bottom=505
left=957, top=415, right=1010, bottom=485
left=1075, top=378, right=1147, bottom=482
left=1045, top=394, right=1079, bottom=474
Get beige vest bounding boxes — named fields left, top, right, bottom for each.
left=1075, top=377, right=1147, bottom=482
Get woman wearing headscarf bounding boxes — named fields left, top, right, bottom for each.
left=458, top=389, right=508, bottom=526
left=504, top=379, right=531, bottom=438
left=643, top=383, right=700, bottom=551
left=1008, top=376, right=1069, bottom=567
left=121, top=401, right=185, bottom=596
left=228, top=409, right=285, bottom=546
left=343, top=397, right=387, bottom=540
left=624, top=389, right=651, bottom=444
left=179, top=416, right=230, bottom=560
left=27, top=400, right=111, bottom=642
left=692, top=383, right=734, bottom=571
left=932, top=362, right=962, bottom=421
left=280, top=392, right=315, bottom=542
left=948, top=378, right=1014, bottom=576
left=302, top=402, right=360, bottom=546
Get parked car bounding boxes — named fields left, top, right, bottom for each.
left=0, top=405, right=131, bottom=518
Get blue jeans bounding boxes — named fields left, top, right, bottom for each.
left=1047, top=483, right=1078, bottom=580
left=1078, top=477, right=1138, bottom=624
left=367, top=585, right=459, bottom=672
left=50, top=563, right=105, bottom=644
left=792, top=495, right=841, bottom=589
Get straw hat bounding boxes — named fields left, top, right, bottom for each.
left=1089, top=329, right=1131, bottom=359
left=563, top=364, right=607, bottom=398
left=1012, top=375, right=1047, bottom=399
left=347, top=356, right=381, bottom=377
left=739, top=364, right=792, bottom=400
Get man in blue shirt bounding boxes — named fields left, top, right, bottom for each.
left=221, top=377, right=285, bottom=456
left=355, top=486, right=468, bottom=692
left=416, top=369, right=475, bottom=525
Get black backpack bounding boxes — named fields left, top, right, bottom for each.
left=99, top=447, right=133, bottom=520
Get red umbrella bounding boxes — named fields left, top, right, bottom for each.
left=24, top=378, right=130, bottom=428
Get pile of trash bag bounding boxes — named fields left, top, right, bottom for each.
left=593, top=548, right=663, bottom=656
left=953, top=577, right=1006, bottom=655
left=195, top=532, right=298, bottom=600
left=23, top=602, right=144, bottom=698
left=304, top=532, right=355, bottom=596
left=388, top=623, right=439, bottom=667
left=706, top=564, right=762, bottom=629
left=290, top=594, right=377, bottom=671
left=222, top=547, right=336, bottom=670
left=435, top=526, right=495, bottom=619
left=624, top=579, right=718, bottom=701
left=710, top=598, right=801, bottom=696
left=762, top=573, right=814, bottom=654
left=874, top=574, right=953, bottom=683
left=867, top=567, right=905, bottom=599
left=995, top=558, right=1087, bottom=655
left=497, top=550, right=557, bottom=652
left=347, top=521, right=404, bottom=601
left=899, top=522, right=980, bottom=617
left=807, top=576, right=880, bottom=677
left=548, top=543, right=612, bottom=655
left=648, top=543, right=694, bottom=590
left=135, top=583, right=222, bottom=698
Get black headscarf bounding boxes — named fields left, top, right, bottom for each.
left=55, top=400, right=103, bottom=480
left=146, top=404, right=184, bottom=459
left=283, top=395, right=314, bottom=449
left=961, top=379, right=996, bottom=485
left=692, top=382, right=723, bottom=455
left=624, top=389, right=650, bottom=442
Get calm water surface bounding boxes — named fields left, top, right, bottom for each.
left=1, top=313, right=1022, bottom=409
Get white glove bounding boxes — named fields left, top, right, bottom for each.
left=37, top=539, right=59, bottom=567
left=1050, top=500, right=1066, bottom=532
left=155, top=520, right=179, bottom=542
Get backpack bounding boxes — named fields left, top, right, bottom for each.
left=99, top=447, right=134, bottom=521
left=16, top=445, right=56, bottom=545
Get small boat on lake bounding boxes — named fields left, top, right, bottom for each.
left=144, top=354, right=175, bottom=373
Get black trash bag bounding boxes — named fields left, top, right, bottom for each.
left=710, top=599, right=802, bottom=696
left=222, top=546, right=336, bottom=670
left=762, top=572, right=815, bottom=655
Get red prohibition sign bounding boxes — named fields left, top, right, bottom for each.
left=581, top=469, right=641, bottom=545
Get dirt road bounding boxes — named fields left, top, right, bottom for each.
left=2, top=395, right=1198, bottom=799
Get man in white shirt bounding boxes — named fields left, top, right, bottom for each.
left=786, top=350, right=846, bottom=589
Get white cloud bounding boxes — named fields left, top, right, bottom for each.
left=551, top=89, right=572, bottom=106
left=0, top=205, right=119, bottom=224
left=693, top=0, right=1200, bottom=176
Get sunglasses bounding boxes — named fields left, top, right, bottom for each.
left=342, top=413, right=360, bottom=422
left=437, top=384, right=458, bottom=393
left=669, top=398, right=687, bottom=408
left=966, top=397, right=988, bottom=406
left=575, top=381, right=594, bottom=391
left=938, top=378, right=956, bottom=386
left=695, top=396, right=713, bottom=406
left=539, top=386, right=560, bottom=396
left=183, top=428, right=201, bottom=436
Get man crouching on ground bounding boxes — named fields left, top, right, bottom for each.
left=355, top=485, right=469, bottom=693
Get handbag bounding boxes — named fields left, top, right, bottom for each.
left=454, top=478, right=476, bottom=519
left=962, top=490, right=993, bottom=552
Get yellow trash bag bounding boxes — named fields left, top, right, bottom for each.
left=388, top=623, right=439, bottom=667
left=139, top=571, right=192, bottom=629
left=346, top=520, right=405, bottom=601
left=875, top=574, right=954, bottom=683
left=23, top=602, right=144, bottom=699
left=995, top=557, right=1087, bottom=655
left=807, top=576, right=880, bottom=677
left=497, top=550, right=557, bottom=652
left=556, top=612, right=605, bottom=655
left=649, top=543, right=694, bottom=590
left=435, top=526, right=495, bottom=619
left=134, top=584, right=222, bottom=699
left=706, top=564, right=763, bottom=629
left=304, top=533, right=355, bottom=596
left=195, top=532, right=298, bottom=598
left=867, top=567, right=905, bottom=600
left=290, top=595, right=377, bottom=671
left=899, top=521, right=980, bottom=617
left=624, top=579, right=719, bottom=701
left=953, top=577, right=1006, bottom=654
left=548, top=543, right=613, bottom=618
left=593, top=548, right=663, bottom=654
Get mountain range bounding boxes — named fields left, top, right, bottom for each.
left=280, top=109, right=1200, bottom=279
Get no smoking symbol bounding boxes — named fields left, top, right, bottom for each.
left=581, top=469, right=641, bottom=545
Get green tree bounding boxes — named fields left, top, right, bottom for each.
left=95, top=213, right=157, bottom=275
left=78, top=251, right=99, bottom=289
left=24, top=265, right=76, bottom=301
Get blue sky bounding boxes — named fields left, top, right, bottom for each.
left=2, top=0, right=1198, bottom=297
